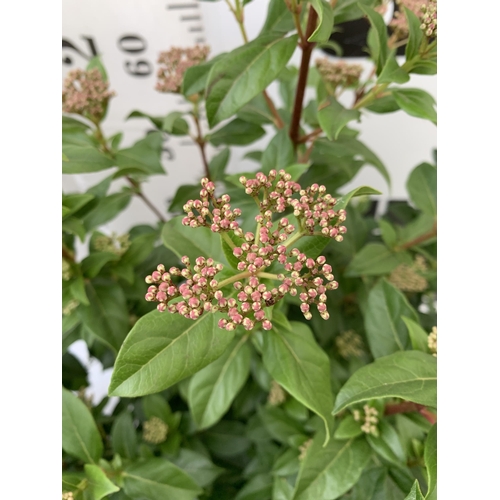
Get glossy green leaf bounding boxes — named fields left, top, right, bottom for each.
left=77, top=282, right=129, bottom=352
left=335, top=186, right=382, bottom=211
left=123, top=458, right=202, bottom=500
left=308, top=0, right=334, bottom=43
left=261, top=129, right=295, bottom=173
left=402, top=316, right=429, bottom=353
left=82, top=192, right=132, bottom=231
left=172, top=448, right=224, bottom=488
left=111, top=411, right=137, bottom=460
left=318, top=96, right=361, bottom=140
left=62, top=387, right=103, bottom=463
left=262, top=319, right=334, bottom=444
left=293, top=433, right=371, bottom=500
left=404, top=7, right=424, bottom=60
left=237, top=93, right=275, bottom=125
left=333, top=350, right=437, bottom=414
left=346, top=243, right=410, bottom=277
left=115, top=132, right=165, bottom=175
left=109, top=310, right=235, bottom=397
left=260, top=0, right=295, bottom=34
left=206, top=33, right=298, bottom=127
left=161, top=216, right=225, bottom=264
left=404, top=480, right=425, bottom=500
left=235, top=474, right=273, bottom=500
left=188, top=335, right=251, bottom=429
left=209, top=118, right=265, bottom=146
left=359, top=5, right=388, bottom=73
left=62, top=194, right=95, bottom=220
left=424, top=424, right=437, bottom=497
left=81, top=252, right=120, bottom=278
left=62, top=143, right=114, bottom=174
left=377, top=53, right=410, bottom=84
left=334, top=415, right=363, bottom=440
left=365, top=279, right=419, bottom=358
left=406, top=162, right=437, bottom=218
left=392, top=89, right=437, bottom=124
left=84, top=464, right=120, bottom=499
left=181, top=53, right=225, bottom=97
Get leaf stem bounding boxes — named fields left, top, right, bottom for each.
left=191, top=104, right=211, bottom=180
left=217, top=270, right=252, bottom=289
left=220, top=232, right=236, bottom=250
left=289, top=5, right=318, bottom=146
left=384, top=401, right=437, bottom=425
left=283, top=230, right=305, bottom=249
left=396, top=222, right=437, bottom=250
left=257, top=272, right=280, bottom=280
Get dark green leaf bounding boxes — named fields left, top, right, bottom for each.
left=109, top=310, right=235, bottom=397
left=142, top=394, right=172, bottom=422
left=406, top=162, right=437, bottom=218
left=379, top=219, right=398, bottom=248
left=404, top=480, right=425, bottom=500
left=273, top=476, right=294, bottom=500
left=359, top=5, right=388, bottom=73
left=62, top=217, right=87, bottom=242
left=209, top=148, right=230, bottom=181
left=209, top=118, right=265, bottom=146
left=81, top=252, right=120, bottom=278
left=333, top=350, right=437, bottom=414
left=63, top=194, right=95, bottom=220
left=206, top=33, right=298, bottom=127
left=237, top=94, right=275, bottom=125
left=63, top=115, right=91, bottom=133
left=258, top=406, right=306, bottom=445
left=188, top=335, right=251, bottom=429
left=334, top=415, right=363, bottom=439
left=308, top=0, right=335, bottom=43
left=62, top=352, right=88, bottom=390
left=235, top=473, right=273, bottom=500
left=333, top=0, right=380, bottom=24
left=293, top=433, right=371, bottom=500
left=392, top=89, right=437, bottom=124
left=424, top=424, right=437, bottom=497
left=404, top=7, right=424, bottom=60
left=345, top=243, right=410, bottom=277
left=123, top=458, right=201, bottom=500
left=62, top=387, right=103, bottom=463
left=364, top=279, right=419, bottom=358
left=111, top=411, right=138, bottom=460
left=318, top=96, right=361, bottom=140
left=260, top=0, right=295, bottom=34
left=366, top=420, right=406, bottom=466
left=182, top=54, right=225, bottom=97
left=335, top=185, right=382, bottom=211
left=62, top=144, right=114, bottom=174
left=203, top=420, right=251, bottom=457
left=402, top=316, right=429, bottom=353
left=169, top=184, right=201, bottom=213
left=366, top=93, right=400, bottom=114
left=127, top=110, right=163, bottom=129
left=162, top=112, right=189, bottom=135
left=77, top=282, right=130, bottom=352
left=115, top=132, right=165, bottom=175
left=377, top=53, right=410, bottom=84
left=82, top=192, right=132, bottom=231
left=262, top=319, right=334, bottom=444
left=172, top=448, right=224, bottom=488
left=261, top=129, right=295, bottom=173
left=70, top=276, right=90, bottom=305
left=84, top=464, right=120, bottom=499
left=119, top=232, right=158, bottom=267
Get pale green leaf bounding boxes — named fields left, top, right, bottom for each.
left=84, top=464, right=120, bottom=499
left=318, top=96, right=361, bottom=140
left=424, top=424, right=437, bottom=497
left=406, top=162, right=437, bottom=218
left=308, top=0, right=335, bottom=43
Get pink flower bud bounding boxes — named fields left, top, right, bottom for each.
left=262, top=320, right=272, bottom=331
left=156, top=291, right=167, bottom=302
left=157, top=303, right=167, bottom=312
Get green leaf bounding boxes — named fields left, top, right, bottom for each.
left=332, top=350, right=437, bottom=414
left=308, top=0, right=335, bottom=43
left=221, top=231, right=245, bottom=270
left=209, top=147, right=230, bottom=181
left=84, top=464, right=120, bottom=499
left=366, top=420, right=406, bottom=466
left=70, top=276, right=90, bottom=305
left=109, top=310, right=235, bottom=397
left=260, top=0, right=295, bottom=34
left=77, top=282, right=129, bottom=352
left=285, top=163, right=310, bottom=181
left=206, top=33, right=298, bottom=127
left=406, top=163, right=437, bottom=218
left=261, top=129, right=295, bottom=174
left=366, top=93, right=400, bottom=114
left=333, top=0, right=380, bottom=24
left=334, top=415, right=363, bottom=440
left=318, top=96, right=361, bottom=140
left=424, top=424, right=437, bottom=497
left=335, top=186, right=382, bottom=211
left=379, top=219, right=398, bottom=248
left=115, top=132, right=165, bottom=175
left=345, top=243, right=410, bottom=277
left=364, top=279, right=419, bottom=358
left=235, top=473, right=273, bottom=500
left=123, top=458, right=202, bottom=500
left=402, top=316, right=429, bottom=353
left=169, top=184, right=201, bottom=213
left=377, top=53, right=410, bottom=84
left=203, top=420, right=251, bottom=457
left=62, top=387, right=103, bottom=463
left=181, top=54, right=225, bottom=97
left=258, top=406, right=307, bottom=446
left=188, top=335, right=251, bottom=429
left=62, top=352, right=88, bottom=390
left=237, top=93, right=276, bottom=125
left=81, top=252, right=120, bottom=278
left=162, top=112, right=189, bottom=135
left=111, top=411, right=138, bottom=460
left=82, top=192, right=132, bottom=231
left=161, top=216, right=225, bottom=264
left=171, top=448, right=224, bottom=488
left=392, top=89, right=437, bottom=124
left=127, top=110, right=163, bottom=129
left=404, top=480, right=425, bottom=500
left=404, top=7, right=424, bottom=60
left=86, top=56, right=108, bottom=80
left=62, top=144, right=114, bottom=174
left=63, top=115, right=91, bottom=133
left=209, top=118, right=265, bottom=146
left=359, top=5, right=388, bottom=73
left=142, top=394, right=172, bottom=422
left=262, top=319, right=334, bottom=445
left=293, top=434, right=371, bottom=500
left=62, top=217, right=87, bottom=242
left=62, top=194, right=95, bottom=220
left=273, top=476, right=294, bottom=500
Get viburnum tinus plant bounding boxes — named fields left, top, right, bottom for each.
left=62, top=1, right=437, bottom=499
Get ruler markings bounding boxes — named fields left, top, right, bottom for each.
left=167, top=3, right=199, bottom=9
left=189, top=26, right=204, bottom=32
left=180, top=15, right=201, bottom=20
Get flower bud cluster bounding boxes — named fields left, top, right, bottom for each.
left=143, top=416, right=168, bottom=444
left=298, top=438, right=313, bottom=461
left=268, top=381, right=286, bottom=406
left=335, top=330, right=364, bottom=359
left=353, top=404, right=379, bottom=435
left=93, top=233, right=131, bottom=256
left=420, top=0, right=437, bottom=37
left=156, top=45, right=210, bottom=93
left=63, top=299, right=79, bottom=317
left=62, top=68, right=115, bottom=122
left=315, top=58, right=363, bottom=89
left=389, top=255, right=428, bottom=292
left=62, top=492, right=74, bottom=500
left=428, top=326, right=437, bottom=356
left=146, top=174, right=347, bottom=331
left=62, top=258, right=72, bottom=281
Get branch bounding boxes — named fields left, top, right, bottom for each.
left=262, top=90, right=285, bottom=129
left=384, top=402, right=437, bottom=425
left=126, top=177, right=166, bottom=223
left=297, top=127, right=322, bottom=144
left=397, top=222, right=437, bottom=250
left=289, top=6, right=318, bottom=146
left=191, top=113, right=211, bottom=180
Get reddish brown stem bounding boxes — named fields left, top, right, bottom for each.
left=397, top=222, right=437, bottom=250
left=289, top=6, right=318, bottom=146
left=385, top=402, right=437, bottom=425
left=192, top=113, right=211, bottom=180
left=62, top=247, right=74, bottom=262
left=297, top=127, right=322, bottom=144
left=263, top=90, right=285, bottom=129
